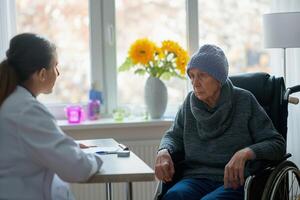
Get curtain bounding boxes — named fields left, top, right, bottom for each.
left=270, top=0, right=300, bottom=167
left=0, top=0, right=16, bottom=60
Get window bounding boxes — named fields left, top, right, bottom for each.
left=198, top=0, right=272, bottom=75
left=115, top=0, right=187, bottom=117
left=7, top=0, right=272, bottom=118
left=15, top=0, right=90, bottom=104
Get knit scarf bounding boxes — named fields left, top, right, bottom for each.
left=190, top=79, right=235, bottom=140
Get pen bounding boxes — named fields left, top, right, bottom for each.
left=118, top=143, right=129, bottom=150
left=96, top=150, right=130, bottom=157
left=96, top=151, right=117, bottom=155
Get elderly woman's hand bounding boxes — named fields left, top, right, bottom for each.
left=155, top=149, right=175, bottom=182
left=224, top=147, right=255, bottom=190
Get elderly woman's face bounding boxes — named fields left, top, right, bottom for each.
left=189, top=68, right=221, bottom=103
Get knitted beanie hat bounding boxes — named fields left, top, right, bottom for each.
left=187, top=44, right=229, bottom=85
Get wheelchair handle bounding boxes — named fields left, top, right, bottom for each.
left=288, top=96, right=299, bottom=105
left=284, top=85, right=300, bottom=105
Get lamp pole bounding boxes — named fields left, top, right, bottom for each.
left=283, top=47, right=286, bottom=82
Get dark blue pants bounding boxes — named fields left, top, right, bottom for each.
left=162, top=178, right=244, bottom=200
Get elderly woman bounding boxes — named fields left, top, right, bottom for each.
left=155, top=44, right=285, bottom=200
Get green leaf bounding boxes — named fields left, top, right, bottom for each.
left=118, top=57, right=134, bottom=72
left=134, top=68, right=146, bottom=75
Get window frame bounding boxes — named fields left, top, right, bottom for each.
left=89, top=0, right=117, bottom=115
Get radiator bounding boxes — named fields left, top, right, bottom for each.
left=71, top=140, right=160, bottom=200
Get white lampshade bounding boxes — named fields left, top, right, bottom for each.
left=263, top=12, right=300, bottom=48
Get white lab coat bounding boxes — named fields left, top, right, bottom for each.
left=0, top=86, right=102, bottom=200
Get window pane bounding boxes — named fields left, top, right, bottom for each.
left=15, top=0, right=90, bottom=104
left=198, top=0, right=271, bottom=74
left=116, top=0, right=187, bottom=117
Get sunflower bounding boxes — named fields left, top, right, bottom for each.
left=161, top=40, right=188, bottom=76
left=128, top=38, right=156, bottom=65
left=119, top=38, right=189, bottom=79
left=161, top=40, right=182, bottom=56
left=176, top=49, right=189, bottom=75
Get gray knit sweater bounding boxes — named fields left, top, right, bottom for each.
left=159, top=79, right=286, bottom=182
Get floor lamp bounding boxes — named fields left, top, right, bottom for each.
left=263, top=12, right=300, bottom=82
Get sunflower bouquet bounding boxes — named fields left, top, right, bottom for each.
left=119, top=38, right=189, bottom=80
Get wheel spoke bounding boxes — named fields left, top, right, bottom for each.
left=289, top=172, right=295, bottom=192
left=294, top=173, right=299, bottom=200
left=291, top=172, right=293, bottom=199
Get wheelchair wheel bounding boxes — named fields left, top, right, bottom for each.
left=262, top=160, right=300, bottom=200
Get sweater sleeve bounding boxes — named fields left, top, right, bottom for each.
left=159, top=104, right=184, bottom=154
left=247, top=93, right=286, bottom=161
left=16, top=103, right=103, bottom=183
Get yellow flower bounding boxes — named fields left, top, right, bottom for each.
left=161, top=40, right=188, bottom=75
left=161, top=40, right=182, bottom=56
left=176, top=49, right=189, bottom=75
left=119, top=38, right=189, bottom=79
left=129, top=38, right=155, bottom=65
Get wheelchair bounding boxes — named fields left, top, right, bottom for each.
left=154, top=72, right=300, bottom=200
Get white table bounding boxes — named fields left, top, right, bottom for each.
left=78, top=138, right=155, bottom=200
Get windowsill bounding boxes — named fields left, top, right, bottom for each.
left=58, top=117, right=174, bottom=131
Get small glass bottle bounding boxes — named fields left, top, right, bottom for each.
left=87, top=87, right=102, bottom=120
left=87, top=99, right=100, bottom=120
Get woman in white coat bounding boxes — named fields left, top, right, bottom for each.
left=0, top=33, right=103, bottom=199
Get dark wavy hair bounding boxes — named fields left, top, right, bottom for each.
left=0, top=33, right=56, bottom=106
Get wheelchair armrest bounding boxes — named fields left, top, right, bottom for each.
left=170, top=151, right=185, bottom=164
left=169, top=151, right=185, bottom=182
left=246, top=153, right=291, bottom=176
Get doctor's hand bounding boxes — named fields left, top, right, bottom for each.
left=224, top=147, right=256, bottom=190
left=155, top=149, right=175, bottom=183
